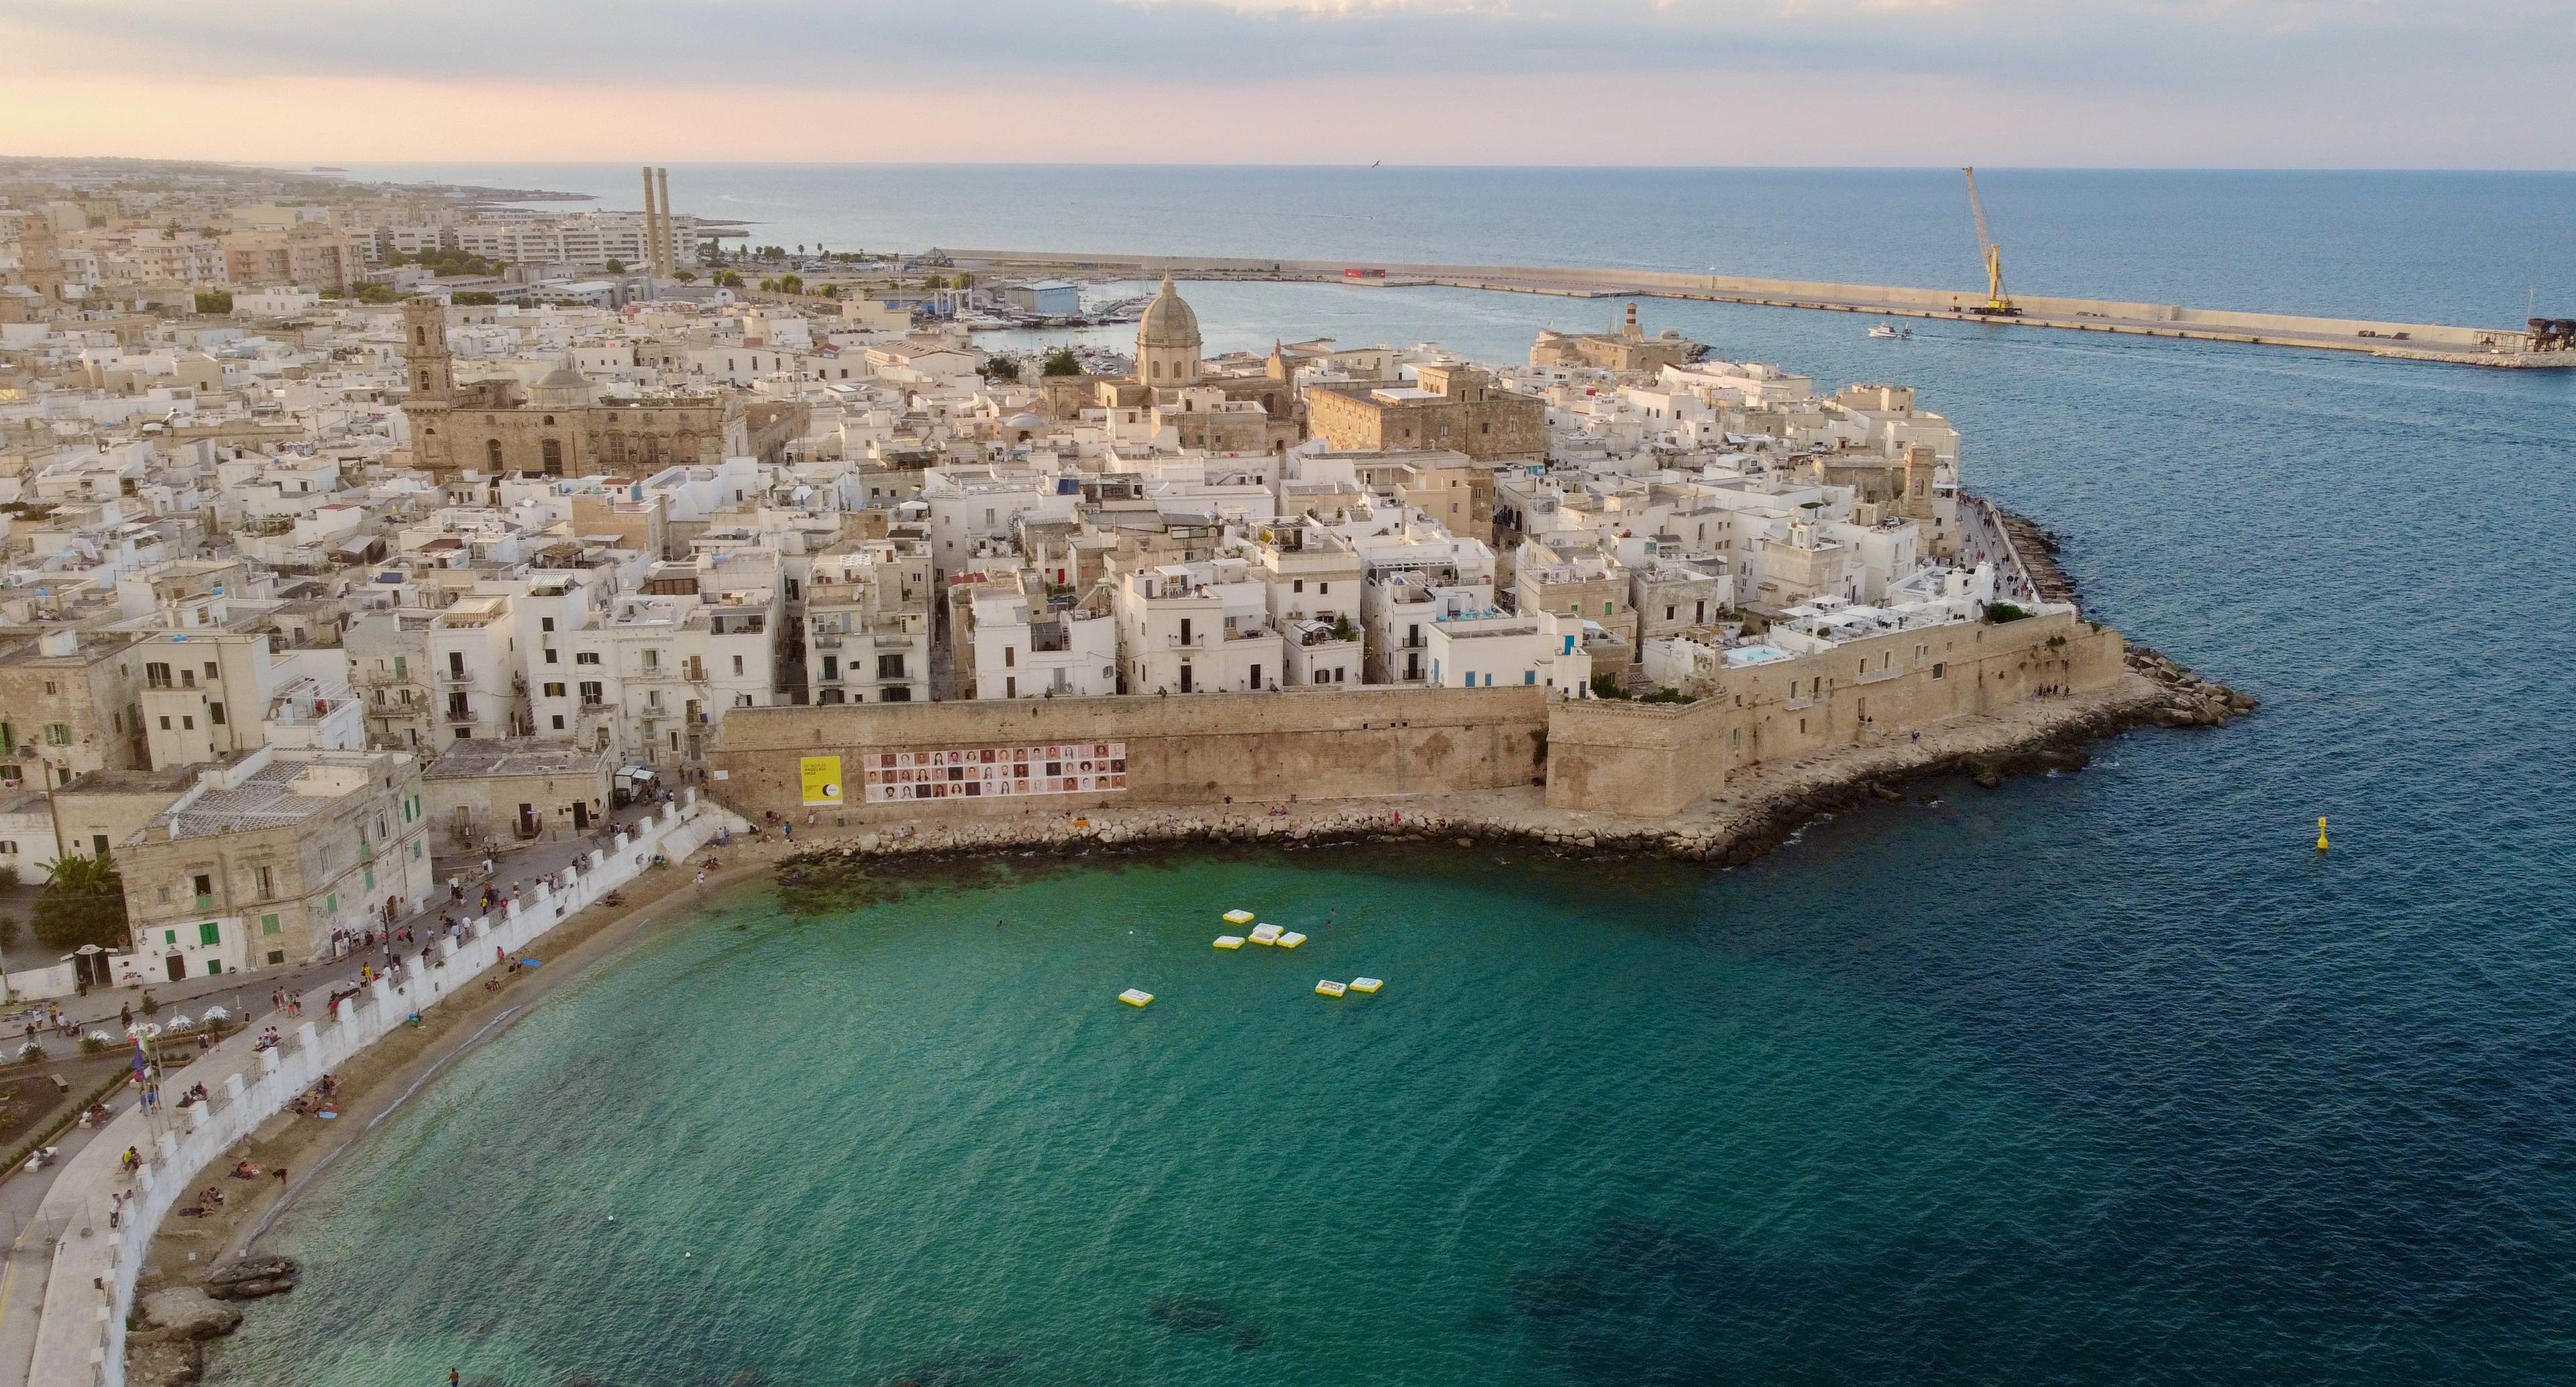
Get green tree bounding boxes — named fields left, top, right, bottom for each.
left=922, top=274, right=949, bottom=290
left=954, top=271, right=975, bottom=289
left=1040, top=348, right=1082, bottom=377
left=983, top=355, right=1020, bottom=381
left=353, top=282, right=402, bottom=304
left=31, top=852, right=128, bottom=952
left=193, top=289, right=232, bottom=315
left=604, top=258, right=625, bottom=274
left=673, top=270, right=698, bottom=284
left=712, top=270, right=743, bottom=289
left=775, top=274, right=803, bottom=295
left=451, top=290, right=498, bottom=306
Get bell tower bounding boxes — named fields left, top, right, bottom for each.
left=399, top=298, right=457, bottom=473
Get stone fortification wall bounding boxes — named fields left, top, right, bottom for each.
left=710, top=614, right=2125, bottom=826
left=1548, top=610, right=2127, bottom=816
left=706, top=685, right=1550, bottom=823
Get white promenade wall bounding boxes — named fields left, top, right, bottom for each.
left=23, top=791, right=739, bottom=1387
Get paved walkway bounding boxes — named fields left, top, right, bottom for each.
left=0, top=797, right=688, bottom=1387
left=18, top=802, right=669, bottom=1041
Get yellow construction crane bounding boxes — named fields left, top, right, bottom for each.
left=1962, top=166, right=2017, bottom=315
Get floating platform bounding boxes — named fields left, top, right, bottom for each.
left=1314, top=979, right=1348, bottom=998
left=1222, top=909, right=1256, bottom=926
left=1348, top=977, right=1382, bottom=994
left=1118, top=988, right=1155, bottom=1007
left=1278, top=932, right=1307, bottom=950
left=1248, top=923, right=1284, bottom=946
left=1213, top=935, right=1244, bottom=950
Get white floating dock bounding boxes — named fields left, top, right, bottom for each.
left=1349, top=977, right=1383, bottom=994
left=1213, top=935, right=1244, bottom=950
left=1277, top=932, right=1307, bottom=950
left=1118, top=988, right=1155, bottom=1007
left=1222, top=909, right=1256, bottom=926
left=1248, top=923, right=1283, bottom=946
left=1315, top=979, right=1348, bottom=998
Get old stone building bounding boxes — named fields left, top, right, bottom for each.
left=397, top=299, right=802, bottom=478
left=1306, top=362, right=1546, bottom=463
left=1040, top=278, right=1301, bottom=451
left=1530, top=302, right=1707, bottom=374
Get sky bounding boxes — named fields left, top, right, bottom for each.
left=1, top=0, right=2569, bottom=168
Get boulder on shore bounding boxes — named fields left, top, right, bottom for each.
left=202, top=1256, right=301, bottom=1301
left=138, top=1287, right=241, bottom=1340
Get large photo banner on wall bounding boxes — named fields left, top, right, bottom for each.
left=800, top=755, right=844, bottom=806
left=861, top=742, right=1127, bottom=803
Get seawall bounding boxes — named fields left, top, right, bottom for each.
left=944, top=248, right=2572, bottom=368
left=21, top=793, right=739, bottom=1387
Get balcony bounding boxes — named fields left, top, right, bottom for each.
left=437, top=667, right=473, bottom=684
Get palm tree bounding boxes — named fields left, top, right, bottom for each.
left=32, top=850, right=129, bottom=952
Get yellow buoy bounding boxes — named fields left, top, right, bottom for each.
left=2316, top=816, right=2328, bottom=852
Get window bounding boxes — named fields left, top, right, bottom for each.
left=732, top=655, right=744, bottom=676
left=325, top=893, right=337, bottom=913
left=260, top=913, right=280, bottom=936
left=158, top=716, right=171, bottom=731
left=254, top=865, right=273, bottom=897
left=579, top=681, right=603, bottom=705
left=393, top=655, right=407, bottom=677
left=192, top=873, right=212, bottom=898
left=1931, top=663, right=1946, bottom=679
left=544, top=648, right=559, bottom=664
left=577, top=651, right=600, bottom=665
left=551, top=715, right=566, bottom=730
left=199, top=922, right=221, bottom=946
left=364, top=867, right=376, bottom=891
left=208, top=702, right=225, bottom=726
left=0, top=841, right=12, bottom=855
left=1293, top=579, right=1305, bottom=593
left=487, top=439, right=504, bottom=468
left=181, top=715, right=194, bottom=730
left=543, top=681, right=567, bottom=698
left=44, top=724, right=70, bottom=746
left=542, top=617, right=555, bottom=632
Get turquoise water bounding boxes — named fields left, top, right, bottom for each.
left=211, top=174, right=2576, bottom=1382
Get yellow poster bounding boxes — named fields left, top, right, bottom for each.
left=799, top=755, right=844, bottom=806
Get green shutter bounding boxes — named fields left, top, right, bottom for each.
left=199, top=921, right=220, bottom=946
left=325, top=893, right=337, bottom=913
left=364, top=867, right=376, bottom=891
left=260, top=913, right=280, bottom=935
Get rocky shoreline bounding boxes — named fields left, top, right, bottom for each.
left=780, top=664, right=2251, bottom=885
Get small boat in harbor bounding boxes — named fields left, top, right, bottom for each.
left=1868, top=322, right=1913, bottom=339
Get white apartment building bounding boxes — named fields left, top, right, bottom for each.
left=1113, top=557, right=1283, bottom=696
left=965, top=574, right=1118, bottom=700
left=804, top=539, right=931, bottom=705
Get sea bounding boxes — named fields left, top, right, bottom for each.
left=207, top=168, right=2576, bottom=1386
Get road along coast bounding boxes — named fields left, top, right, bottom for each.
left=11, top=797, right=739, bottom=1387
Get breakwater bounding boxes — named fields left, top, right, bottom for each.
left=945, top=248, right=2573, bottom=368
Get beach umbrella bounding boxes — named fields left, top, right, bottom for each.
left=201, top=1005, right=228, bottom=1021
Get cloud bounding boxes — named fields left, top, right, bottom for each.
left=0, top=0, right=2567, bottom=165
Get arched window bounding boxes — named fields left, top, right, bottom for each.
left=414, top=327, right=425, bottom=345
left=542, top=415, right=555, bottom=426
left=486, top=439, right=504, bottom=469
left=675, top=431, right=697, bottom=461
left=541, top=439, right=564, bottom=474
left=1151, top=360, right=1162, bottom=379
left=418, top=372, right=430, bottom=392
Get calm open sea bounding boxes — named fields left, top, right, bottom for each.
left=211, top=170, right=2576, bottom=1385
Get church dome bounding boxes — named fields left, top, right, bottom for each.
left=531, top=355, right=594, bottom=407
left=1138, top=275, right=1201, bottom=351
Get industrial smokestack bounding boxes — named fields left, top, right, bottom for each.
left=639, top=166, right=661, bottom=280
left=655, top=167, right=674, bottom=275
